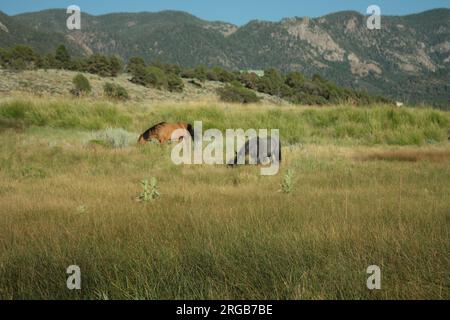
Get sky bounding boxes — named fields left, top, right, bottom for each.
left=1, top=0, right=449, bottom=25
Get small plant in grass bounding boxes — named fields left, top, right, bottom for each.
left=137, top=178, right=160, bottom=202
left=71, top=73, right=91, bottom=96
left=76, top=205, right=87, bottom=214
left=281, top=169, right=294, bottom=194
left=20, top=165, right=46, bottom=179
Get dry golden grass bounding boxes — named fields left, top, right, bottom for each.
left=0, top=130, right=449, bottom=299
left=0, top=95, right=449, bottom=299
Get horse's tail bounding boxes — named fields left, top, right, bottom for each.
left=278, top=139, right=282, bottom=162
left=186, top=123, right=195, bottom=141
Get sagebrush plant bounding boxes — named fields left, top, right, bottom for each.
left=281, top=169, right=294, bottom=194
left=137, top=178, right=160, bottom=202
left=71, top=73, right=91, bottom=96
left=89, top=128, right=138, bottom=148
left=103, top=82, right=129, bottom=100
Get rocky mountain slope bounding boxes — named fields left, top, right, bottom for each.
left=0, top=8, right=449, bottom=106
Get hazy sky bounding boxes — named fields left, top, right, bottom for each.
left=1, top=0, right=449, bottom=25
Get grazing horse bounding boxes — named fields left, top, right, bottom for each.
left=228, top=136, right=281, bottom=166
left=138, top=122, right=194, bottom=145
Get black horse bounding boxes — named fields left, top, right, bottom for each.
left=228, top=136, right=281, bottom=166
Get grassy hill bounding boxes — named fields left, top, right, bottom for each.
left=0, top=68, right=284, bottom=105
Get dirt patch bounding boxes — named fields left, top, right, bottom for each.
left=355, top=149, right=450, bottom=162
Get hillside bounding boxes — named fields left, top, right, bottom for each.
left=0, top=8, right=449, bottom=106
left=0, top=68, right=285, bottom=105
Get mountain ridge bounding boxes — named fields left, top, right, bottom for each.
left=1, top=8, right=449, bottom=106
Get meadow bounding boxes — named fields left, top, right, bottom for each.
left=0, top=95, right=449, bottom=299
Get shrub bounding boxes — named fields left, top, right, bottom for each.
left=257, top=68, right=285, bottom=96
left=103, top=83, right=129, bottom=100
left=180, top=68, right=196, bottom=79
left=239, top=72, right=260, bottom=90
left=217, top=82, right=260, bottom=104
left=71, top=74, right=91, bottom=96
left=167, top=73, right=184, bottom=92
left=193, top=65, right=208, bottom=82
left=208, top=66, right=236, bottom=83
left=89, top=128, right=138, bottom=148
left=129, top=63, right=148, bottom=86
left=130, top=64, right=184, bottom=92
left=127, top=56, right=146, bottom=74
left=85, top=54, right=111, bottom=77
left=109, top=56, right=123, bottom=77
left=145, top=66, right=168, bottom=89
left=2, top=45, right=40, bottom=70
left=285, top=71, right=306, bottom=88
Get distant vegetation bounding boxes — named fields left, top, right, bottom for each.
left=0, top=44, right=392, bottom=106
left=217, top=81, right=261, bottom=104
left=128, top=58, right=184, bottom=92
left=0, top=44, right=123, bottom=77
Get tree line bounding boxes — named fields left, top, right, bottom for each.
left=0, top=44, right=392, bottom=105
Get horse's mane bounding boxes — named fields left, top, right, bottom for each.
left=141, top=122, right=167, bottom=140
left=186, top=123, right=195, bottom=141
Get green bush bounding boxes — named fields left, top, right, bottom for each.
left=127, top=56, right=146, bottom=74
left=145, top=66, right=168, bottom=89
left=193, top=65, right=208, bottom=82
left=71, top=74, right=91, bottom=96
left=103, top=83, right=129, bottom=100
left=208, top=66, right=236, bottom=83
left=109, top=56, right=124, bottom=77
left=130, top=63, right=184, bottom=92
left=257, top=68, right=286, bottom=96
left=0, top=45, right=40, bottom=70
left=217, top=82, right=260, bottom=104
left=85, top=54, right=112, bottom=77
left=55, top=44, right=71, bottom=69
left=167, top=73, right=184, bottom=92
left=239, top=72, right=260, bottom=90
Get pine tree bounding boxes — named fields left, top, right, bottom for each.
left=55, top=44, right=71, bottom=69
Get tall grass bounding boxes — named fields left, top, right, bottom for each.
left=1, top=98, right=449, bottom=146
left=0, top=99, right=131, bottom=130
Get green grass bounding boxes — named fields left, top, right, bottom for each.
left=0, top=99, right=132, bottom=130
left=0, top=97, right=449, bottom=299
left=2, top=97, right=448, bottom=146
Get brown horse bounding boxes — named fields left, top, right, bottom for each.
left=138, top=122, right=194, bottom=145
